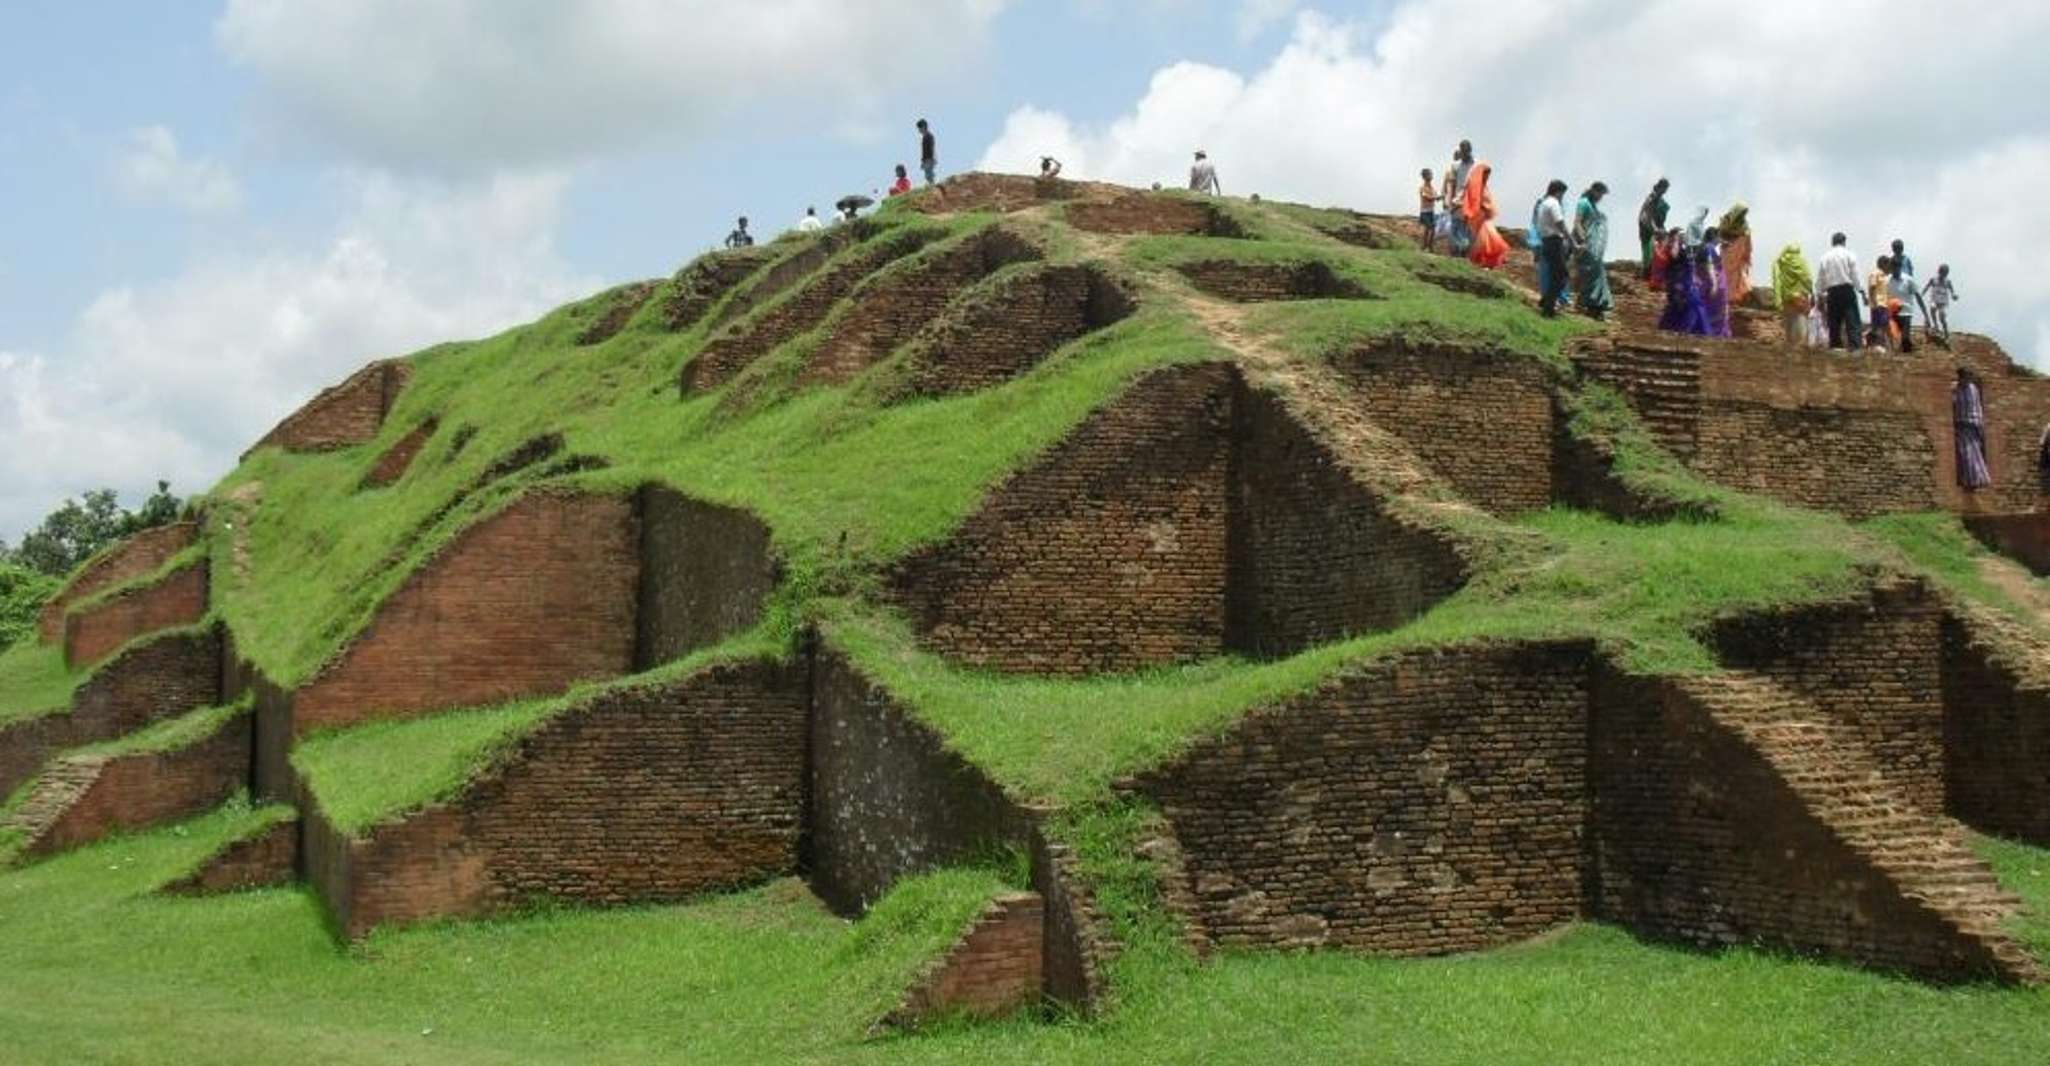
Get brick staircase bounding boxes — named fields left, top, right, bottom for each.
left=1677, top=672, right=2042, bottom=982
left=4, top=756, right=106, bottom=854
left=1572, top=340, right=1703, bottom=458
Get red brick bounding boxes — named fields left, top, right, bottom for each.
left=37, top=522, right=199, bottom=644
left=360, top=419, right=438, bottom=489
left=247, top=360, right=411, bottom=457
left=62, top=559, right=209, bottom=670
left=884, top=893, right=1046, bottom=1029
left=14, top=707, right=250, bottom=857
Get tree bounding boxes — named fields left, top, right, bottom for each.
left=0, top=561, right=57, bottom=650
left=5, top=482, right=185, bottom=578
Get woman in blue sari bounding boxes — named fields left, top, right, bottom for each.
left=1573, top=182, right=1613, bottom=320
left=1703, top=227, right=1734, bottom=338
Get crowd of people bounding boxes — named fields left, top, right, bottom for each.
left=1418, top=141, right=1965, bottom=357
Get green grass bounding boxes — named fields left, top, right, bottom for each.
left=0, top=641, right=76, bottom=727
left=293, top=698, right=558, bottom=835
left=61, top=543, right=206, bottom=619
left=75, top=698, right=250, bottom=759
left=1976, top=834, right=2050, bottom=960
left=1861, top=512, right=2039, bottom=623
left=0, top=810, right=2043, bottom=1065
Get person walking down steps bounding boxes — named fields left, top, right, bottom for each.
left=1190, top=150, right=1221, bottom=195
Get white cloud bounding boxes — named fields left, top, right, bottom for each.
left=113, top=125, right=243, bottom=214
left=978, top=1, right=2050, bottom=366
left=0, top=172, right=599, bottom=542
left=214, top=0, right=1011, bottom=171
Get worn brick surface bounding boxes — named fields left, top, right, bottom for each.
left=901, top=263, right=1135, bottom=398
left=1136, top=643, right=1592, bottom=955
left=1066, top=194, right=1245, bottom=237
left=63, top=559, right=209, bottom=670
left=0, top=627, right=221, bottom=798
left=662, top=245, right=778, bottom=331
left=682, top=227, right=947, bottom=393
left=249, top=360, right=411, bottom=456
left=707, top=222, right=877, bottom=331
left=1331, top=342, right=1557, bottom=515
left=37, top=522, right=199, bottom=643
left=575, top=280, right=659, bottom=346
left=798, top=227, right=1043, bottom=387
left=13, top=707, right=250, bottom=857
left=159, top=817, right=300, bottom=895
left=807, top=651, right=1025, bottom=914
left=289, top=492, right=638, bottom=736
left=1963, top=514, right=2050, bottom=576
left=1176, top=260, right=1372, bottom=302
left=1939, top=608, right=2050, bottom=844
left=1226, top=384, right=1468, bottom=658
left=891, top=363, right=1233, bottom=675
left=1590, top=667, right=2037, bottom=984
left=1030, top=831, right=1114, bottom=1012
left=885, top=893, right=1046, bottom=1028
left=636, top=487, right=780, bottom=669
left=361, top=419, right=438, bottom=489
left=1576, top=334, right=2050, bottom=519
left=307, top=661, right=806, bottom=938
left=1709, top=580, right=1946, bottom=814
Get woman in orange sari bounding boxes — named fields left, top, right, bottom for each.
left=1463, top=162, right=1510, bottom=269
left=1718, top=202, right=1754, bottom=305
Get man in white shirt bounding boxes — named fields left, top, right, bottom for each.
left=1189, top=150, right=1220, bottom=195
left=1815, top=232, right=1864, bottom=350
left=797, top=206, right=823, bottom=233
left=1536, top=180, right=1572, bottom=317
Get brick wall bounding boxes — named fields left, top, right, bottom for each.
left=1226, top=384, right=1469, bottom=659
left=308, top=660, right=807, bottom=939
left=1175, top=260, right=1372, bottom=302
left=249, top=360, right=411, bottom=456
left=663, top=245, right=777, bottom=331
left=1577, top=336, right=2050, bottom=519
left=361, top=419, right=438, bottom=490
left=575, top=280, right=659, bottom=346
left=1029, top=832, right=1113, bottom=1012
left=890, top=363, right=1233, bottom=675
left=683, top=227, right=947, bottom=393
left=806, top=651, right=1027, bottom=914
left=910, top=173, right=1103, bottom=215
left=1709, top=581, right=1947, bottom=813
left=289, top=491, right=639, bottom=736
left=798, top=227, right=1043, bottom=387
left=636, top=487, right=781, bottom=669
left=901, top=263, right=1135, bottom=399
left=1939, top=610, right=2050, bottom=844
left=1134, top=643, right=1592, bottom=954
left=22, top=707, right=251, bottom=857
left=1588, top=666, right=2031, bottom=983
left=62, top=559, right=209, bottom=670
left=707, top=222, right=876, bottom=331
left=1066, top=195, right=1245, bottom=238
left=883, top=893, right=1046, bottom=1028
left=159, top=817, right=300, bottom=895
left=1330, top=342, right=1557, bottom=516
left=38, top=521, right=199, bottom=643
left=248, top=672, right=296, bottom=802
left=1964, top=514, right=2050, bottom=576
left=0, top=626, right=222, bottom=798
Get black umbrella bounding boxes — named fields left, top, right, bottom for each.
left=835, top=194, right=874, bottom=215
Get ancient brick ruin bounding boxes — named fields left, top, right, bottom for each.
left=10, top=175, right=2050, bottom=1034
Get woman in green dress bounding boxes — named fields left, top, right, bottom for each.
left=1574, top=182, right=1614, bottom=320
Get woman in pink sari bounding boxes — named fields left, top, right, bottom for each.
left=1464, top=162, right=1510, bottom=269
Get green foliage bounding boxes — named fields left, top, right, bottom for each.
left=6, top=482, right=183, bottom=578
left=0, top=562, right=56, bottom=650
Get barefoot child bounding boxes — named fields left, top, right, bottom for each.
left=1419, top=168, right=1441, bottom=252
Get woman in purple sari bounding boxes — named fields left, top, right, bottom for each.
left=1703, top=228, right=1734, bottom=337
left=1954, top=367, right=1994, bottom=491
left=1658, top=217, right=1713, bottom=335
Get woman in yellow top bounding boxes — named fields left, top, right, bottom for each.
left=1718, top=203, right=1754, bottom=306
left=1867, top=256, right=1895, bottom=349
left=1770, top=244, right=1813, bottom=346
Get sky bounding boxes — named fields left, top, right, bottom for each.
left=3, top=0, right=2047, bottom=544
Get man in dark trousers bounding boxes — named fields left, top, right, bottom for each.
left=1815, top=232, right=1863, bottom=350
left=1535, top=180, right=1572, bottom=317
left=916, top=119, right=937, bottom=186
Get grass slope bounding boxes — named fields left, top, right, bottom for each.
left=0, top=812, right=2042, bottom=1065
left=0, top=642, right=77, bottom=727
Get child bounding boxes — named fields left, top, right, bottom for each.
left=1923, top=264, right=1959, bottom=342
left=1867, top=255, right=1894, bottom=350
left=1419, top=168, right=1440, bottom=252
left=888, top=164, right=913, bottom=197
